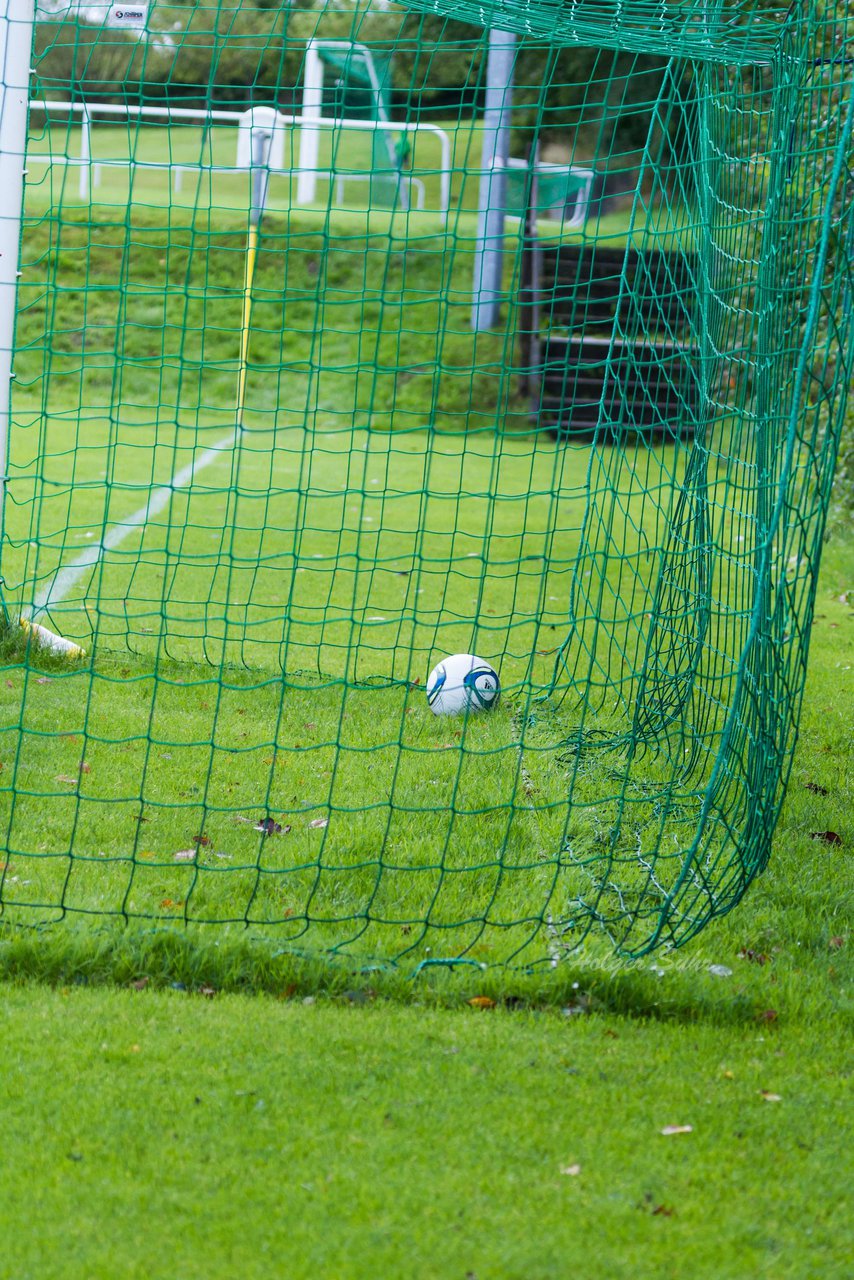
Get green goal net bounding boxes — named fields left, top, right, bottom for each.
left=0, top=0, right=851, bottom=967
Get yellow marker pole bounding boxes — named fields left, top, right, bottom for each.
left=236, top=221, right=259, bottom=427
left=236, top=124, right=272, bottom=428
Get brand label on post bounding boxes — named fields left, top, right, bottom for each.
left=108, top=4, right=149, bottom=28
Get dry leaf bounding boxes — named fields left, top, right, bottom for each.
left=255, top=817, right=286, bottom=836
left=192, top=834, right=211, bottom=847
left=738, top=948, right=769, bottom=965
left=36, top=677, right=51, bottom=685
left=341, top=988, right=376, bottom=1005
left=130, top=977, right=150, bottom=991
left=804, top=781, right=829, bottom=796
left=468, top=996, right=496, bottom=1010
left=829, top=936, right=845, bottom=950
left=760, top=1090, right=782, bottom=1102
left=652, top=1205, right=674, bottom=1217
left=198, top=986, right=216, bottom=998
left=810, top=830, right=843, bottom=846
left=660, top=1125, right=693, bottom=1136
left=308, top=817, right=328, bottom=830
left=559, top=1164, right=581, bottom=1177
left=756, top=1009, right=779, bottom=1023
left=173, top=849, right=196, bottom=862
left=79, top=761, right=91, bottom=774
left=55, top=774, right=78, bottom=785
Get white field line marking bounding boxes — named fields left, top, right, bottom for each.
left=32, top=428, right=237, bottom=616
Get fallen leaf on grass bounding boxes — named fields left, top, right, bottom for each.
left=160, top=898, right=185, bottom=909
left=804, top=781, right=830, bottom=796
left=79, top=761, right=91, bottom=775
left=829, top=936, right=846, bottom=950
left=198, top=986, right=216, bottom=998
left=255, top=817, right=289, bottom=836
left=811, top=830, right=843, bottom=846
left=559, top=1164, right=581, bottom=1177
left=652, top=1205, right=675, bottom=1217
left=130, top=977, right=150, bottom=991
left=36, top=677, right=51, bottom=686
left=660, top=1125, right=693, bottom=1136
left=341, top=988, right=375, bottom=1005
left=468, top=996, right=496, bottom=1010
left=192, top=834, right=211, bottom=847
left=308, top=817, right=328, bottom=830
left=173, top=849, right=196, bottom=862
left=562, top=1002, right=588, bottom=1017
left=760, top=1090, right=782, bottom=1102
left=756, top=1009, right=779, bottom=1023
left=737, top=948, right=769, bottom=965
left=55, top=774, right=79, bottom=785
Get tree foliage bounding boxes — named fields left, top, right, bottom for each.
left=31, top=0, right=666, bottom=158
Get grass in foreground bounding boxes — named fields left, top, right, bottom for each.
left=0, top=529, right=850, bottom=1280
left=1, top=982, right=850, bottom=1280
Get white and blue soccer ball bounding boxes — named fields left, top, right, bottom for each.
left=426, top=653, right=500, bottom=716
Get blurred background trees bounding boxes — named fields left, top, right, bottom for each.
left=31, top=1, right=668, bottom=162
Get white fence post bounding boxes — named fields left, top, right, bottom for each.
left=78, top=103, right=91, bottom=200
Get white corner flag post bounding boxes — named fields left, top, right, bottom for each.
left=471, top=28, right=516, bottom=331
left=0, top=0, right=33, bottom=623
left=296, top=40, right=323, bottom=207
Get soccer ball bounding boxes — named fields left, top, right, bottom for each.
left=426, top=653, right=500, bottom=716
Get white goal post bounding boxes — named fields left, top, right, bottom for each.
left=0, top=0, right=34, bottom=516
left=296, top=39, right=409, bottom=211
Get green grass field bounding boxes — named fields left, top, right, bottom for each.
left=1, top=121, right=851, bottom=1277
left=0, top=548, right=851, bottom=1277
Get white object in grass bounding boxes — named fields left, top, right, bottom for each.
left=20, top=618, right=86, bottom=659
left=426, top=653, right=500, bottom=716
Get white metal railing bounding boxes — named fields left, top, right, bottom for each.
left=26, top=99, right=452, bottom=223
